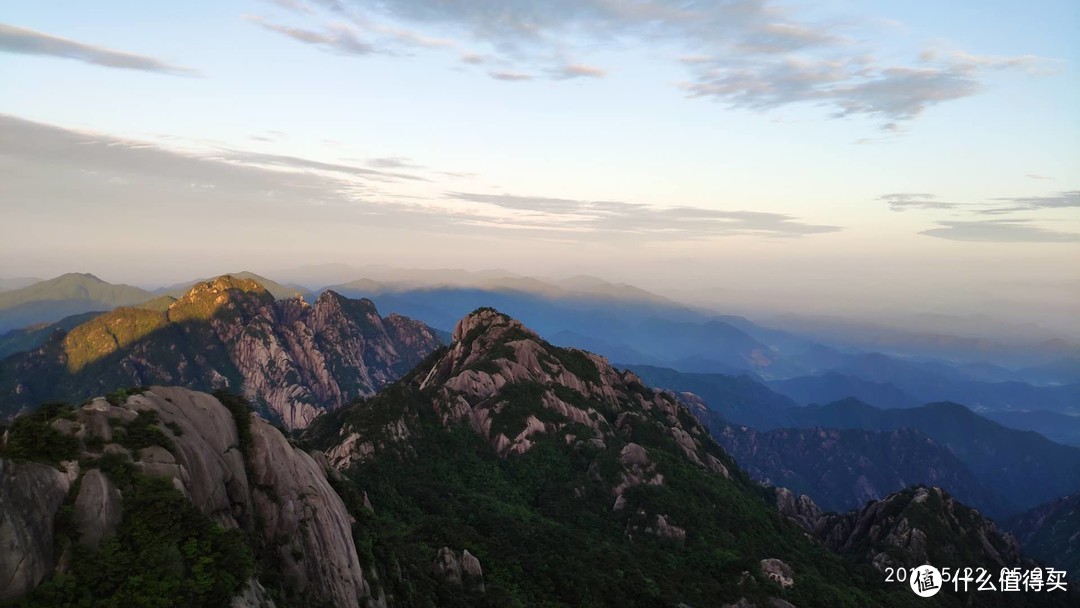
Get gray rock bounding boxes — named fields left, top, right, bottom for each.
left=230, top=577, right=278, bottom=608
left=759, top=558, right=795, bottom=588
left=433, top=547, right=485, bottom=593
left=72, top=469, right=123, bottom=550
left=0, top=459, right=71, bottom=601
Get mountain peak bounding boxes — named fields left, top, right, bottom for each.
left=451, top=307, right=535, bottom=343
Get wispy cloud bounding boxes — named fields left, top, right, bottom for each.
left=245, top=16, right=377, bottom=55
left=881, top=191, right=1079, bottom=215
left=447, top=192, right=841, bottom=238
left=367, top=156, right=422, bottom=169
left=880, top=193, right=959, bottom=211
left=240, top=0, right=1057, bottom=130
left=979, top=191, right=1080, bottom=215
left=549, top=63, right=606, bottom=79
left=489, top=70, right=533, bottom=82
left=1026, top=174, right=1054, bottom=181
left=221, top=150, right=426, bottom=181
left=881, top=190, right=1080, bottom=242
left=2, top=114, right=837, bottom=244
left=921, top=220, right=1080, bottom=243
left=0, top=23, right=196, bottom=75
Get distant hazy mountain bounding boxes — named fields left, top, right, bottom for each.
left=770, top=371, right=920, bottom=409
left=764, top=312, right=1079, bottom=369
left=0, top=273, right=153, bottom=332
left=1007, top=492, right=1080, bottom=581
left=0, top=311, right=104, bottom=360
left=155, top=270, right=312, bottom=301
left=0, top=277, right=42, bottom=292
left=1016, top=355, right=1080, bottom=386
left=983, top=409, right=1080, bottom=447
left=776, top=354, right=1080, bottom=413
left=625, top=364, right=796, bottom=429
left=0, top=275, right=441, bottom=427
left=274, top=262, right=521, bottom=290
left=717, top=425, right=1009, bottom=516
left=790, top=399, right=1080, bottom=514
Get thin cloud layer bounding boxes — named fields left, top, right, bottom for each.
left=981, top=191, right=1080, bottom=215
left=880, top=193, right=959, bottom=212
left=1, top=114, right=837, bottom=244
left=0, top=23, right=195, bottom=75
left=447, top=192, right=841, bottom=238
left=245, top=16, right=377, bottom=55
left=881, top=190, right=1080, bottom=242
left=921, top=220, right=1080, bottom=243
left=882, top=191, right=1079, bottom=215
left=248, top=0, right=1056, bottom=128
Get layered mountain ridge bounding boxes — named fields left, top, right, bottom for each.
left=0, top=276, right=442, bottom=428
left=1, top=308, right=1072, bottom=607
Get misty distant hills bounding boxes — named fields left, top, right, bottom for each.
left=764, top=312, right=1080, bottom=371
left=625, top=364, right=796, bottom=429
left=3, top=270, right=1076, bottom=420
left=716, top=425, right=1010, bottom=516
left=0, top=276, right=42, bottom=292
left=0, top=273, right=153, bottom=332
left=774, top=365, right=1080, bottom=414
left=770, top=372, right=920, bottom=409
left=788, top=399, right=1080, bottom=513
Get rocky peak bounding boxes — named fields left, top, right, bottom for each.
left=167, top=275, right=273, bottom=323
left=450, top=307, right=537, bottom=343
left=1, top=282, right=443, bottom=429
left=783, top=485, right=1031, bottom=575
left=323, top=308, right=735, bottom=489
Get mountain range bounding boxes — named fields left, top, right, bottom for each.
left=6, top=308, right=1069, bottom=606
left=0, top=276, right=441, bottom=428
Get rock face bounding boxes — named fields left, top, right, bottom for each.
left=759, top=558, right=795, bottom=589
left=72, top=469, right=123, bottom=549
left=1, top=387, right=385, bottom=607
left=0, top=459, right=71, bottom=601
left=432, top=547, right=485, bottom=593
left=779, top=485, right=1030, bottom=575
left=0, top=276, right=442, bottom=428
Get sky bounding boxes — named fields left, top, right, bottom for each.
left=1, top=0, right=1078, bottom=332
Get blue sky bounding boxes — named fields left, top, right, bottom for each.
left=1, top=0, right=1077, bottom=329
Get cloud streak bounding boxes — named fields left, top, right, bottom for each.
left=880, top=193, right=959, bottom=212
left=921, top=220, right=1080, bottom=243
left=1, top=114, right=837, bottom=245
left=246, top=16, right=377, bottom=55
left=0, top=23, right=196, bottom=75
left=447, top=192, right=841, bottom=238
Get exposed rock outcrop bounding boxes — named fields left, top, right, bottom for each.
left=779, top=485, right=1030, bottom=576
left=433, top=547, right=485, bottom=593
left=2, top=387, right=385, bottom=607
left=0, top=459, right=71, bottom=601
left=759, top=558, right=795, bottom=588
left=72, top=468, right=123, bottom=549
